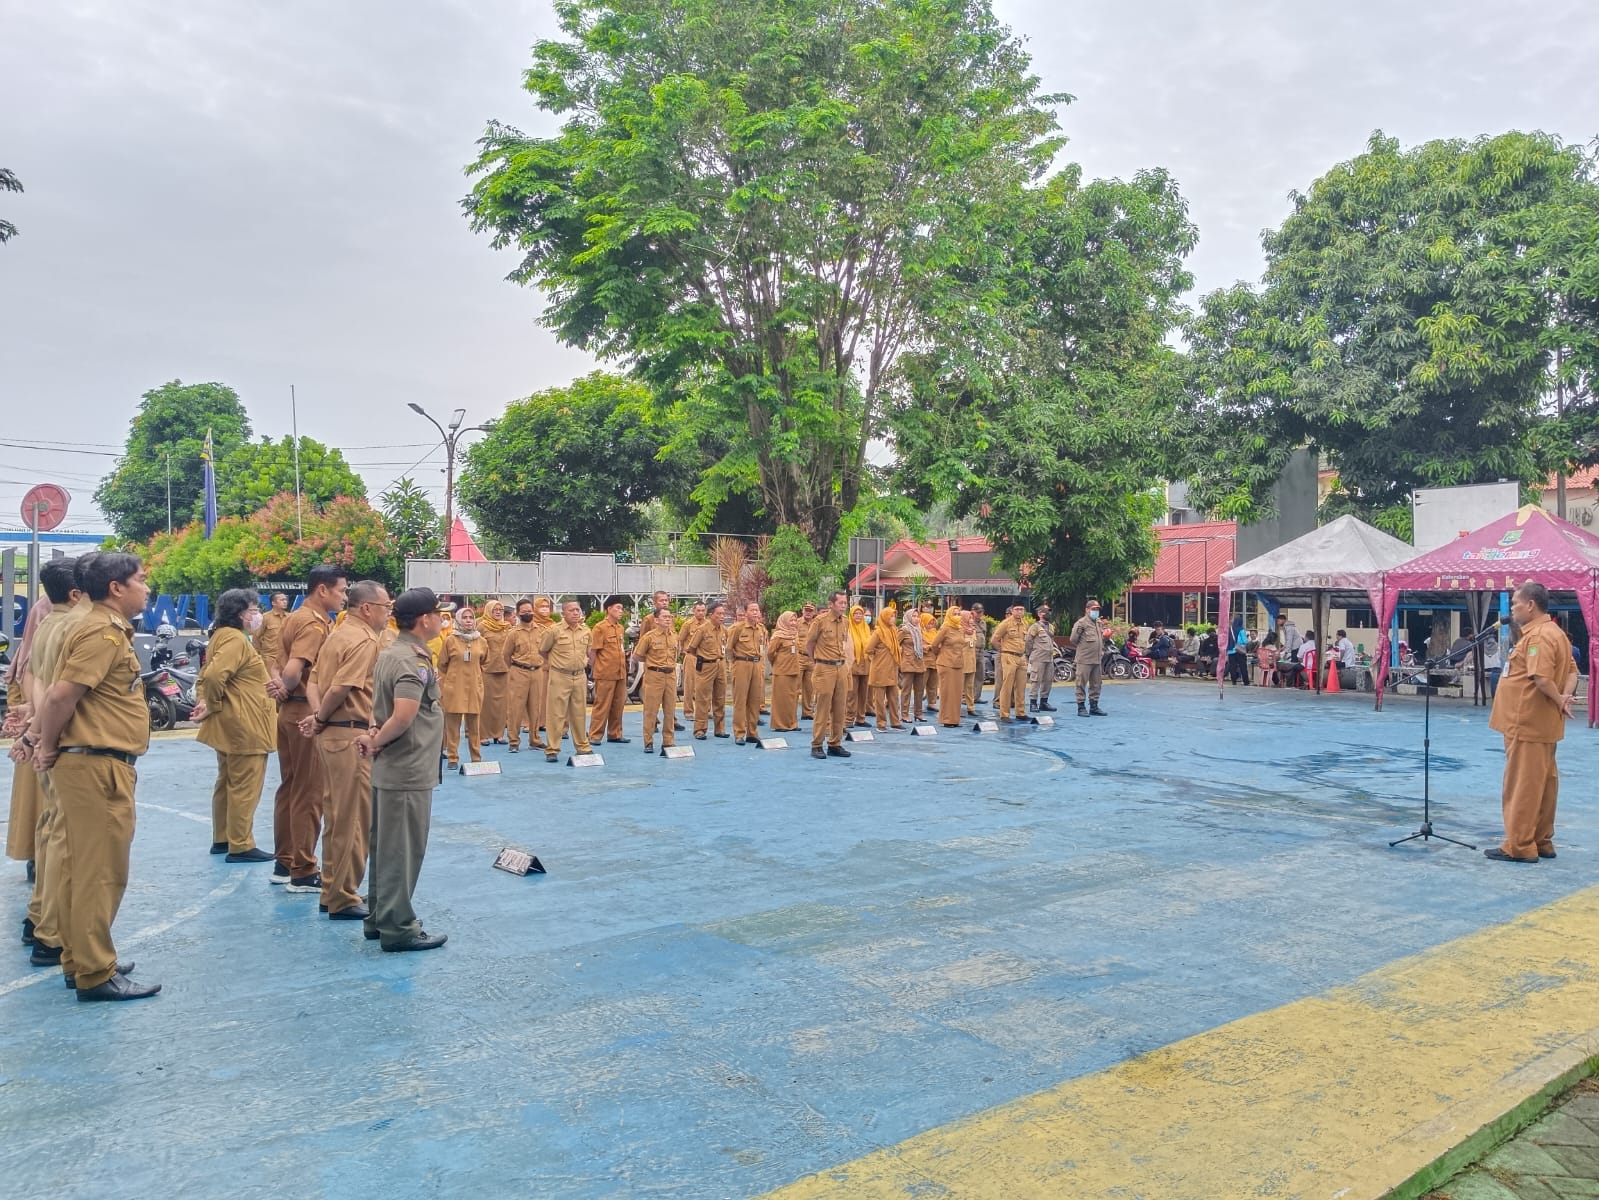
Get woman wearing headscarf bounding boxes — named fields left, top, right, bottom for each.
left=846, top=605, right=872, bottom=728
left=961, top=611, right=979, bottom=715
left=767, top=611, right=804, bottom=731
left=899, top=606, right=929, bottom=723
left=920, top=610, right=941, bottom=715
left=436, top=605, right=486, bottom=767
left=477, top=599, right=513, bottom=746
left=928, top=607, right=968, bottom=728
left=4, top=593, right=50, bottom=873
left=866, top=607, right=904, bottom=732
left=191, top=588, right=277, bottom=861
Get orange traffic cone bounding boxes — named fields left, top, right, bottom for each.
left=1325, top=656, right=1341, bottom=693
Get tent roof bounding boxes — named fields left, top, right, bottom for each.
left=1384, top=504, right=1599, bottom=591
left=1220, top=514, right=1415, bottom=596
left=447, top=517, right=487, bottom=563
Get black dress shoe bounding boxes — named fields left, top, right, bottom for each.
left=827, top=745, right=852, bottom=758
left=734, top=737, right=746, bottom=746
left=1540, top=850, right=1558, bottom=859
left=319, top=904, right=329, bottom=913
left=364, top=928, right=380, bottom=941
left=607, top=737, right=631, bottom=744
left=224, top=847, right=275, bottom=862
left=329, top=904, right=370, bottom=920
left=810, top=747, right=827, bottom=759
left=209, top=841, right=228, bottom=855
left=714, top=731, right=730, bottom=738
left=694, top=732, right=707, bottom=740
left=65, top=961, right=134, bottom=988
left=381, top=931, right=447, bottom=953
left=643, top=742, right=654, bottom=753
left=77, top=972, right=161, bottom=1001
left=21, top=917, right=35, bottom=946
left=30, top=941, right=63, bottom=967
left=674, top=721, right=685, bottom=731
left=1484, top=847, right=1538, bottom=863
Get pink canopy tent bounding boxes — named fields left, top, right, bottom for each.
left=447, top=516, right=487, bottom=563
left=1374, top=506, right=1599, bottom=725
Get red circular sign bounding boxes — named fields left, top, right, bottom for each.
left=21, top=484, right=71, bottom=532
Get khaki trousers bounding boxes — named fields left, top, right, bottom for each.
left=365, top=786, right=431, bottom=947
left=810, top=663, right=849, bottom=749
left=317, top=732, right=371, bottom=911
left=800, top=665, right=815, bottom=719
left=28, top=773, right=65, bottom=956
left=847, top=671, right=869, bottom=725
left=963, top=670, right=976, bottom=710
left=770, top=673, right=801, bottom=730
left=872, top=683, right=902, bottom=730
left=996, top=653, right=1028, bottom=718
left=7, top=758, right=41, bottom=861
left=681, top=664, right=695, bottom=723
left=210, top=751, right=267, bottom=852
left=588, top=676, right=626, bottom=741
left=692, top=660, right=727, bottom=736
left=274, top=704, right=323, bottom=877
left=900, top=671, right=926, bottom=721
left=506, top=664, right=546, bottom=749
left=641, top=669, right=676, bottom=746
left=1501, top=735, right=1559, bottom=860
left=481, top=670, right=508, bottom=743
left=937, top=664, right=964, bottom=726
left=544, top=669, right=591, bottom=754
left=52, top=754, right=135, bottom=991
left=443, top=712, right=482, bottom=765
left=1075, top=662, right=1103, bottom=707
left=731, top=660, right=763, bottom=739
left=926, top=666, right=940, bottom=712
left=1029, top=657, right=1055, bottom=704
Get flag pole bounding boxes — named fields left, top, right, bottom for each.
left=290, top=384, right=304, bottom=540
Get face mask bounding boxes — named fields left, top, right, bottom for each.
left=519, top=613, right=533, bottom=623
left=1088, top=610, right=1100, bottom=621
left=245, top=611, right=263, bottom=633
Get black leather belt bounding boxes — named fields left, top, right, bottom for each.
left=1002, top=651, right=1022, bottom=657
left=61, top=746, right=138, bottom=766
left=321, top=719, right=367, bottom=729
left=510, top=661, right=541, bottom=671
left=814, top=659, right=843, bottom=666
left=734, top=655, right=759, bottom=662
left=281, top=695, right=309, bottom=704
left=646, top=665, right=673, bottom=674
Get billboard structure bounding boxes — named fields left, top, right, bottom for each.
left=1411, top=482, right=1521, bottom=551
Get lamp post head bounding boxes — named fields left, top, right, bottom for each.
left=448, top=408, right=466, bottom=432
left=407, top=402, right=426, bottom=416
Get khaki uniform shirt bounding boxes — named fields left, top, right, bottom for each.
left=991, top=616, right=1026, bottom=660
left=590, top=619, right=627, bottom=681
left=371, top=633, right=444, bottom=791
left=678, top=616, right=706, bottom=660
left=1025, top=620, right=1056, bottom=667
left=539, top=622, right=591, bottom=674
left=55, top=603, right=149, bottom=756
left=898, top=626, right=927, bottom=673
left=254, top=608, right=288, bottom=673
left=727, top=622, right=765, bottom=663
left=768, top=630, right=803, bottom=676
left=798, top=616, right=817, bottom=663
left=1490, top=614, right=1576, bottom=744
left=505, top=622, right=545, bottom=669
left=196, top=626, right=276, bottom=754
left=278, top=605, right=332, bottom=700
left=867, top=627, right=900, bottom=687
left=928, top=623, right=968, bottom=669
left=635, top=628, right=678, bottom=670
left=684, top=618, right=728, bottom=668
left=480, top=624, right=512, bottom=675
left=1069, top=616, right=1104, bottom=660
left=310, top=618, right=380, bottom=725
left=32, top=600, right=92, bottom=691
left=805, top=612, right=850, bottom=666
left=435, top=632, right=486, bottom=713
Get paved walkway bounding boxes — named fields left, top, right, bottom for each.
left=1427, top=1080, right=1599, bottom=1200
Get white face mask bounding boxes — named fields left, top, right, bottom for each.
left=1088, top=610, right=1100, bottom=621
left=244, top=611, right=263, bottom=633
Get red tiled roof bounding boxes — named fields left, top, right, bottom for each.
left=1543, top=467, right=1599, bottom=490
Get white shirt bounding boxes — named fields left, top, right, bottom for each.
left=1297, top=638, right=1317, bottom=664
left=1336, top=637, right=1355, bottom=667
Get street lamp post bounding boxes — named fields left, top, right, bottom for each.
left=407, top=402, right=484, bottom=552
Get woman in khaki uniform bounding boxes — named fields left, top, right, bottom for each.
left=4, top=596, right=48, bottom=872
left=192, top=589, right=277, bottom=861
left=961, top=611, right=979, bottom=713
left=436, top=606, right=486, bottom=767
left=866, top=608, right=904, bottom=731
left=631, top=610, right=679, bottom=752
left=920, top=611, right=941, bottom=714
left=477, top=600, right=512, bottom=745
left=928, top=607, right=968, bottom=728
left=898, top=610, right=928, bottom=722
left=846, top=605, right=872, bottom=727
left=767, top=611, right=804, bottom=731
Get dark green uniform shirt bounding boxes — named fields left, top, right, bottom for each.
left=371, top=632, right=445, bottom=790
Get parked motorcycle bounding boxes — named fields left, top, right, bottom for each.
left=149, top=625, right=205, bottom=723
left=142, top=667, right=182, bottom=731
left=1056, top=644, right=1135, bottom=683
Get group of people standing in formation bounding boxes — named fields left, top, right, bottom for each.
left=3, top=558, right=1114, bottom=1002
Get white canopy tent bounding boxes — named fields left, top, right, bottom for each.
left=1217, top=515, right=1416, bottom=697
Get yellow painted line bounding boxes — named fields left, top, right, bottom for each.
left=764, top=885, right=1599, bottom=1200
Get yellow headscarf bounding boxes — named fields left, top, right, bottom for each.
left=774, top=611, right=799, bottom=639
left=848, top=604, right=872, bottom=661
left=478, top=601, right=511, bottom=635
left=532, top=596, right=556, bottom=628
left=875, top=608, right=901, bottom=665
left=919, top=611, right=937, bottom=632
left=942, top=606, right=963, bottom=629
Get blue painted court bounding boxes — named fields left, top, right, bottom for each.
left=2, top=683, right=1596, bottom=1199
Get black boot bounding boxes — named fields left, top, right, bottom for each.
left=1077, top=703, right=1089, bottom=718
left=1090, top=703, right=1107, bottom=717
left=1039, top=701, right=1056, bottom=712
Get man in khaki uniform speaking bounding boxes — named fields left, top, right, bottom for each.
left=1486, top=582, right=1578, bottom=863
left=301, top=580, right=388, bottom=920
left=805, top=590, right=853, bottom=760
left=25, top=552, right=160, bottom=1001
left=1068, top=598, right=1107, bottom=717
left=540, top=599, right=595, bottom=762
left=587, top=597, right=630, bottom=744
left=267, top=564, right=348, bottom=891
left=357, top=587, right=447, bottom=952
left=989, top=603, right=1029, bottom=722
left=684, top=599, right=731, bottom=739
left=631, top=609, right=679, bottom=752
left=728, top=601, right=767, bottom=745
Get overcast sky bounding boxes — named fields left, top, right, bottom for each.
left=2, top=0, right=1596, bottom=535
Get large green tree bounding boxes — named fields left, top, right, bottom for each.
left=94, top=380, right=253, bottom=541
left=380, top=477, right=443, bottom=560
left=216, top=436, right=366, bottom=518
left=456, top=372, right=693, bottom=556
left=894, top=167, right=1196, bottom=608
left=1178, top=131, right=1599, bottom=533
left=465, top=0, right=1064, bottom=559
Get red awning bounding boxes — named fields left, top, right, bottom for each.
left=447, top=517, right=487, bottom=563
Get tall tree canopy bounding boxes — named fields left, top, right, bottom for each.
left=894, top=167, right=1196, bottom=608
left=216, top=436, right=366, bottom=518
left=380, top=477, right=442, bottom=560
left=1178, top=130, right=1599, bottom=534
left=95, top=380, right=253, bottom=541
left=465, top=0, right=1064, bottom=559
left=456, top=372, right=693, bottom=556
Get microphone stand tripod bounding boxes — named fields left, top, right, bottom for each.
left=1389, top=625, right=1499, bottom=851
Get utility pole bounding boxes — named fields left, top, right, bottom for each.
left=407, top=403, right=484, bottom=549
left=165, top=446, right=173, bottom=532
left=290, top=384, right=304, bottom=540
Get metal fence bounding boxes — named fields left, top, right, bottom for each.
left=404, top=554, right=723, bottom=602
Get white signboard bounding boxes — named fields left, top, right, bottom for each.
left=1412, top=483, right=1521, bottom=551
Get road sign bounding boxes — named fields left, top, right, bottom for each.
left=21, top=484, right=70, bottom=532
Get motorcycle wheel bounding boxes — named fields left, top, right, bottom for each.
left=147, top=693, right=178, bottom=732
left=1133, top=660, right=1152, bottom=680
left=1109, top=657, right=1132, bottom=680
left=1057, top=660, right=1075, bottom=682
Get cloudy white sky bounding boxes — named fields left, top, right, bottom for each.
left=2, top=0, right=1597, bottom=534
